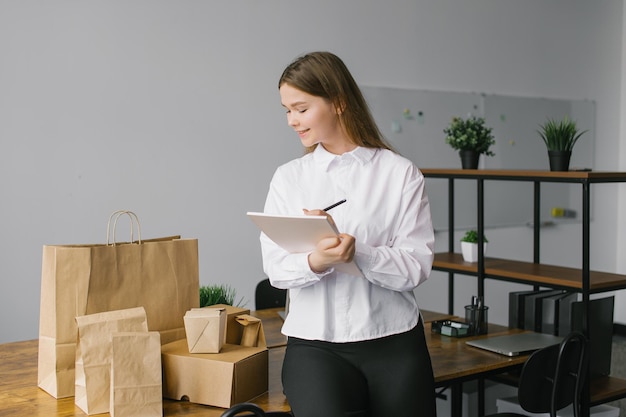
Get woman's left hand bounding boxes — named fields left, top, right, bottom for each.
left=303, top=208, right=355, bottom=273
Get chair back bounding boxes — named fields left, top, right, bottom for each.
left=255, top=278, right=287, bottom=310
left=517, top=331, right=588, bottom=417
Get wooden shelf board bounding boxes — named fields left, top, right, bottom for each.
left=589, top=375, right=626, bottom=405
left=421, top=169, right=626, bottom=182
left=489, top=372, right=626, bottom=405
left=433, top=252, right=626, bottom=291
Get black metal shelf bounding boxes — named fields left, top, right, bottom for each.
left=421, top=168, right=626, bottom=417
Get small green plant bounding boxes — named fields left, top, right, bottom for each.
left=537, top=116, right=587, bottom=152
left=461, top=230, right=488, bottom=244
left=444, top=116, right=495, bottom=156
left=199, top=284, right=243, bottom=307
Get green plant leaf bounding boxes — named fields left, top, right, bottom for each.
left=537, top=115, right=587, bottom=152
left=444, top=116, right=495, bottom=156
left=460, top=230, right=488, bottom=243
left=199, top=284, right=244, bottom=307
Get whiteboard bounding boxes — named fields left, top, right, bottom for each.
left=361, top=86, right=595, bottom=230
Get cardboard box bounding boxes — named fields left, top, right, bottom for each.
left=184, top=307, right=226, bottom=353
left=207, top=304, right=250, bottom=344
left=235, top=315, right=266, bottom=347
left=161, top=339, right=268, bottom=408
left=496, top=396, right=619, bottom=417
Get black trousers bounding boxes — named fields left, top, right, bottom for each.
left=281, top=318, right=436, bottom=417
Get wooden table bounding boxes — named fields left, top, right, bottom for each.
left=255, top=308, right=456, bottom=348
left=0, top=309, right=537, bottom=417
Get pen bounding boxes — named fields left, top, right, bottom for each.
left=323, top=199, right=347, bottom=212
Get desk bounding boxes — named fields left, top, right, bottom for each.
left=2, top=310, right=290, bottom=417
left=0, top=309, right=553, bottom=417
left=254, top=308, right=457, bottom=349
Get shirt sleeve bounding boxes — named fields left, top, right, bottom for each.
left=259, top=168, right=332, bottom=289
left=353, top=165, right=434, bottom=292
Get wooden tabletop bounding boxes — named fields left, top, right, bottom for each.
left=252, top=308, right=456, bottom=349
left=0, top=308, right=530, bottom=417
left=427, top=322, right=528, bottom=385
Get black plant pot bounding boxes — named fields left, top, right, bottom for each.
left=460, top=150, right=480, bottom=169
left=548, top=150, right=572, bottom=171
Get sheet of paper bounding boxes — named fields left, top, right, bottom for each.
left=247, top=212, right=364, bottom=277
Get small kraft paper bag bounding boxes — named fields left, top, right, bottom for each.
left=38, top=210, right=199, bottom=398
left=75, top=307, right=148, bottom=415
left=110, top=332, right=162, bottom=417
left=184, top=307, right=226, bottom=353
left=235, top=315, right=267, bottom=347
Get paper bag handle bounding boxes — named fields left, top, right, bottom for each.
left=107, top=210, right=142, bottom=245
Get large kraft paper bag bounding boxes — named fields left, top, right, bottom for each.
left=37, top=211, right=199, bottom=398
left=75, top=307, right=149, bottom=415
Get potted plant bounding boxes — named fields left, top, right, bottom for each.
left=444, top=116, right=495, bottom=169
left=537, top=116, right=587, bottom=171
left=199, top=284, right=243, bottom=307
left=460, top=230, right=488, bottom=263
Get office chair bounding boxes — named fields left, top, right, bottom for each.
left=255, top=278, right=287, bottom=310
left=220, top=402, right=292, bottom=417
left=485, top=331, right=588, bottom=417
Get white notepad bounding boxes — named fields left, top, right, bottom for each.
left=247, top=212, right=364, bottom=278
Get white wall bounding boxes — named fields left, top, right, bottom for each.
left=0, top=0, right=623, bottom=343
left=617, top=2, right=626, bottom=322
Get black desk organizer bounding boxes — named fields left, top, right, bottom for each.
left=431, top=319, right=471, bottom=337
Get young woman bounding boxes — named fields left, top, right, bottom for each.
left=260, top=51, right=436, bottom=417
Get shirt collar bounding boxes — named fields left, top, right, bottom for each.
left=313, top=144, right=377, bottom=171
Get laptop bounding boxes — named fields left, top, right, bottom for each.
left=465, top=332, right=563, bottom=357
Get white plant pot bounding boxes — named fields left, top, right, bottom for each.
left=461, top=241, right=487, bottom=263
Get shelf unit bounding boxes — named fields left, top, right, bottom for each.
left=421, top=168, right=626, bottom=417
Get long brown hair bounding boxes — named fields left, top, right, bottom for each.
left=278, top=51, right=394, bottom=154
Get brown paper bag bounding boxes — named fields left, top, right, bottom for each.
left=110, top=332, right=162, bottom=417
left=38, top=211, right=199, bottom=398
left=208, top=304, right=251, bottom=344
left=75, top=307, right=149, bottom=415
left=235, top=315, right=267, bottom=347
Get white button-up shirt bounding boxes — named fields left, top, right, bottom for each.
left=261, top=145, right=434, bottom=343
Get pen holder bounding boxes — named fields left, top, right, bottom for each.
left=465, top=305, right=489, bottom=335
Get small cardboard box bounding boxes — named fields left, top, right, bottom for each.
left=161, top=339, right=268, bottom=408
left=206, top=304, right=250, bottom=344
left=235, top=315, right=266, bottom=347
left=184, top=307, right=226, bottom=353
